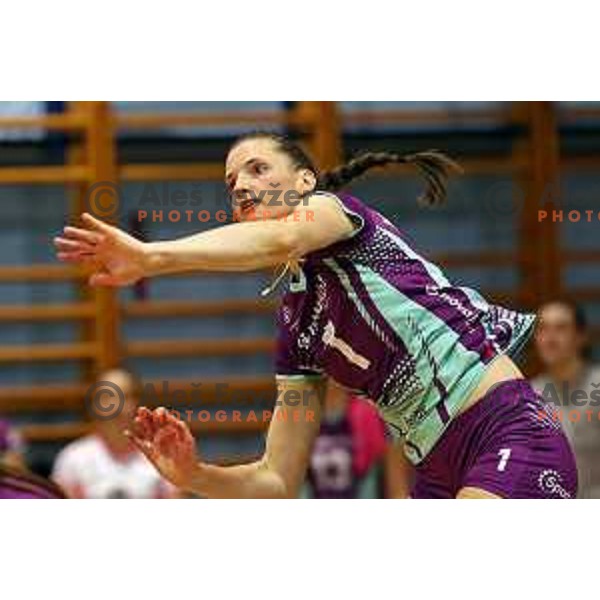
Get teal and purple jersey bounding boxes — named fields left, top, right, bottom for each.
left=275, top=192, right=536, bottom=465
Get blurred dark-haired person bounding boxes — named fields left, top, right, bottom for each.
left=302, top=381, right=411, bottom=499
left=0, top=417, right=26, bottom=471
left=532, top=300, right=600, bottom=498
left=52, top=369, right=174, bottom=499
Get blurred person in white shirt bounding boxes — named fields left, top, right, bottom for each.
left=52, top=368, right=174, bottom=499
left=531, top=299, right=600, bottom=498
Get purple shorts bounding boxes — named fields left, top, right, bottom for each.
left=411, top=379, right=578, bottom=499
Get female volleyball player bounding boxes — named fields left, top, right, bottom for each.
left=54, top=133, right=577, bottom=499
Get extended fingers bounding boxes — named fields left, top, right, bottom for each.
left=56, top=252, right=97, bottom=264
left=141, top=410, right=184, bottom=459
left=155, top=406, right=171, bottom=426
left=53, top=219, right=108, bottom=258
left=171, top=416, right=192, bottom=442
left=126, top=409, right=159, bottom=458
left=63, top=226, right=104, bottom=246
left=55, top=222, right=107, bottom=267
left=54, top=237, right=97, bottom=255
left=131, top=407, right=180, bottom=437
left=81, top=213, right=115, bottom=234
left=154, top=425, right=180, bottom=456
left=134, top=406, right=157, bottom=436
left=130, top=406, right=189, bottom=439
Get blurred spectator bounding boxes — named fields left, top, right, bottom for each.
left=302, top=380, right=410, bottom=498
left=0, top=418, right=26, bottom=471
left=52, top=368, right=174, bottom=499
left=532, top=299, right=600, bottom=498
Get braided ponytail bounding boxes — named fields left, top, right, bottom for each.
left=317, top=150, right=462, bottom=206
left=229, top=133, right=462, bottom=207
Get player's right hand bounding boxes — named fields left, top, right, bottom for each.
left=54, top=213, right=148, bottom=287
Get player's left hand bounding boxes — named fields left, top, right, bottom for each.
left=125, top=407, right=199, bottom=490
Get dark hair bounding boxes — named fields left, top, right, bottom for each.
left=541, top=298, right=588, bottom=333
left=230, top=132, right=462, bottom=207
left=540, top=298, right=592, bottom=361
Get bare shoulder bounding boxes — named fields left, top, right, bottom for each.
left=298, top=192, right=358, bottom=235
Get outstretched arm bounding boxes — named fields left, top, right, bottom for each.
left=127, top=377, right=325, bottom=499
left=53, top=195, right=353, bottom=286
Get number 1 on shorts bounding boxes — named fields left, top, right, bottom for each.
left=497, top=448, right=512, bottom=472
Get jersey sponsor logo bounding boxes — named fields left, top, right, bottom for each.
left=537, top=469, right=572, bottom=499
left=298, top=332, right=311, bottom=350
left=490, top=319, right=514, bottom=351
left=282, top=306, right=292, bottom=325
left=425, top=284, right=480, bottom=324
left=322, top=321, right=371, bottom=371
left=294, top=273, right=329, bottom=350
